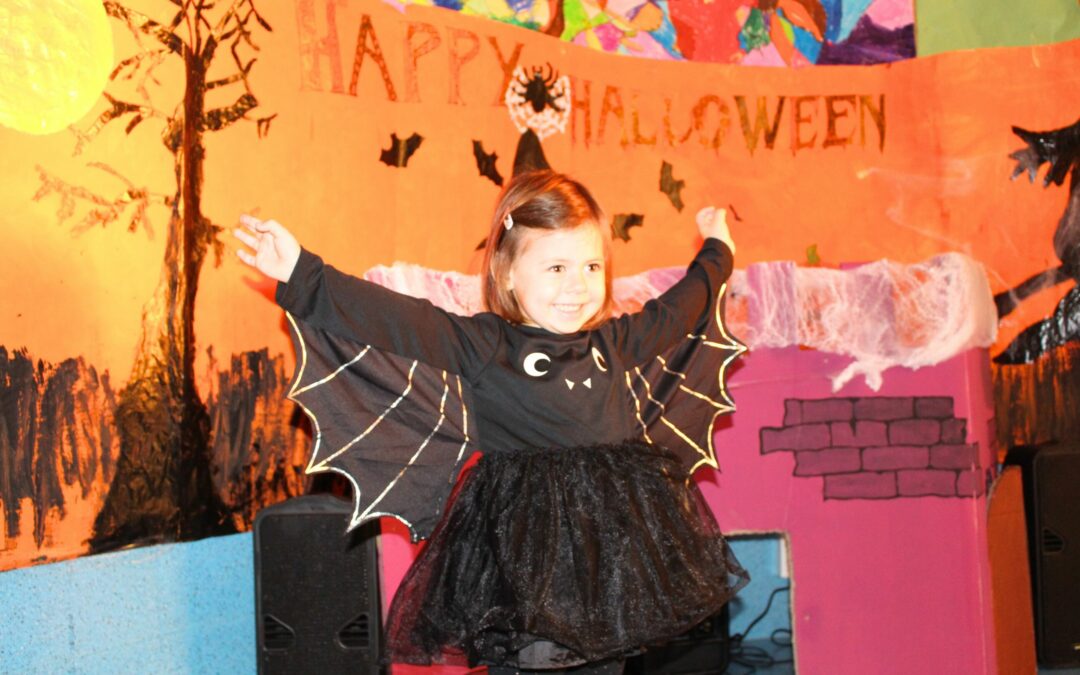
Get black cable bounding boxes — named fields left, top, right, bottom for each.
left=725, top=585, right=793, bottom=674
left=770, top=627, right=793, bottom=656
left=735, top=585, right=790, bottom=642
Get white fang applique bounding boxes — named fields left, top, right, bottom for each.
left=591, top=347, right=608, bottom=372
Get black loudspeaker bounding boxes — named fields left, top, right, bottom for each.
left=254, top=494, right=383, bottom=674
left=624, top=606, right=731, bottom=675
left=1007, top=444, right=1080, bottom=667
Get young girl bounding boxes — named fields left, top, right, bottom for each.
left=235, top=170, right=747, bottom=674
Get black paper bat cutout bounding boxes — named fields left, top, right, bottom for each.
left=660, top=161, right=685, bottom=212
left=473, top=140, right=503, bottom=186
left=611, top=213, right=644, bottom=242
left=380, top=132, right=424, bottom=168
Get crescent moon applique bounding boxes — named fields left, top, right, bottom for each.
left=523, top=352, right=551, bottom=377
left=591, top=347, right=608, bottom=372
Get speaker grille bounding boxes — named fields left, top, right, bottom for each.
left=262, top=614, right=296, bottom=651
left=1041, top=528, right=1065, bottom=555
left=254, top=495, right=383, bottom=674
left=1028, top=446, right=1080, bottom=666
left=338, top=613, right=372, bottom=649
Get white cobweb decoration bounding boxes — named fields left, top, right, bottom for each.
left=365, top=252, right=997, bottom=393
left=732, top=253, right=998, bottom=391
left=504, top=64, right=570, bottom=140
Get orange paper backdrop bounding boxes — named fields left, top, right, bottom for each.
left=1, top=0, right=1077, bottom=566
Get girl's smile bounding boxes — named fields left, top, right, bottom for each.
left=506, top=224, right=607, bottom=334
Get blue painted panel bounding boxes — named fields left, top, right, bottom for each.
left=0, top=534, right=255, bottom=674
left=727, top=535, right=792, bottom=639
left=0, top=532, right=791, bottom=671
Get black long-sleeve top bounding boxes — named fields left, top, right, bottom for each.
left=277, top=239, right=733, bottom=453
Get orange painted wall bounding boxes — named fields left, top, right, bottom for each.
left=1, top=0, right=1077, bottom=566
left=3, top=3, right=1076, bottom=385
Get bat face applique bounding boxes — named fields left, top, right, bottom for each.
left=520, top=346, right=611, bottom=391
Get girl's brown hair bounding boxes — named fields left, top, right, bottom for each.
left=481, top=170, right=613, bottom=328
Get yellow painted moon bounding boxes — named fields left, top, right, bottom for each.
left=0, top=0, right=114, bottom=135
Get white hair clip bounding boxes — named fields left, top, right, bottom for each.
left=503, top=213, right=514, bottom=230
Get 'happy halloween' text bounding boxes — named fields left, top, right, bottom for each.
left=294, top=1, right=886, bottom=153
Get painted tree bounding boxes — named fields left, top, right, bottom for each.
left=34, top=0, right=275, bottom=550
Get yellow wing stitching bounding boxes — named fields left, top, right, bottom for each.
left=356, top=370, right=452, bottom=528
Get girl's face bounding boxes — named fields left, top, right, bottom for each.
left=506, top=223, right=607, bottom=334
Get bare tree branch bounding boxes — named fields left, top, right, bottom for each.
left=206, top=58, right=254, bottom=90
left=33, top=163, right=172, bottom=237
left=215, top=1, right=271, bottom=87
left=201, top=215, right=226, bottom=266
left=212, top=0, right=270, bottom=40
left=70, top=93, right=164, bottom=156
left=201, top=93, right=257, bottom=132
left=196, top=0, right=215, bottom=37
left=256, top=114, right=276, bottom=138
left=104, top=1, right=186, bottom=55
left=163, top=116, right=183, bottom=154
left=110, top=48, right=170, bottom=104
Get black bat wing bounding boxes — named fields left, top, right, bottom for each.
left=472, top=140, right=504, bottom=186
left=611, top=213, right=644, bottom=242
left=404, top=133, right=424, bottom=160
left=660, top=161, right=686, bottom=212
left=624, top=282, right=746, bottom=474
left=286, top=313, right=477, bottom=542
left=380, top=132, right=425, bottom=167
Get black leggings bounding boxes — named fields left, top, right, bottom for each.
left=486, top=660, right=624, bottom=675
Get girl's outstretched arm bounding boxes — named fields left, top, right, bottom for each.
left=233, top=214, right=498, bottom=377
left=695, top=206, right=736, bottom=254
left=606, top=205, right=736, bottom=365
left=234, top=214, right=301, bottom=282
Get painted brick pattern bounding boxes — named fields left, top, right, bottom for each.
left=760, top=397, right=983, bottom=500
left=795, top=448, right=861, bottom=476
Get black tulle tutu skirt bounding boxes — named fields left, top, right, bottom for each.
left=384, top=440, right=749, bottom=670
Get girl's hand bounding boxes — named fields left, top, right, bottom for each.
left=234, top=214, right=302, bottom=283
left=695, top=205, right=736, bottom=254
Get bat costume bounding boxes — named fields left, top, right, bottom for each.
left=278, top=238, right=749, bottom=670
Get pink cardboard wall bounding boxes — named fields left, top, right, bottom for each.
left=380, top=344, right=997, bottom=673
left=704, top=346, right=996, bottom=673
